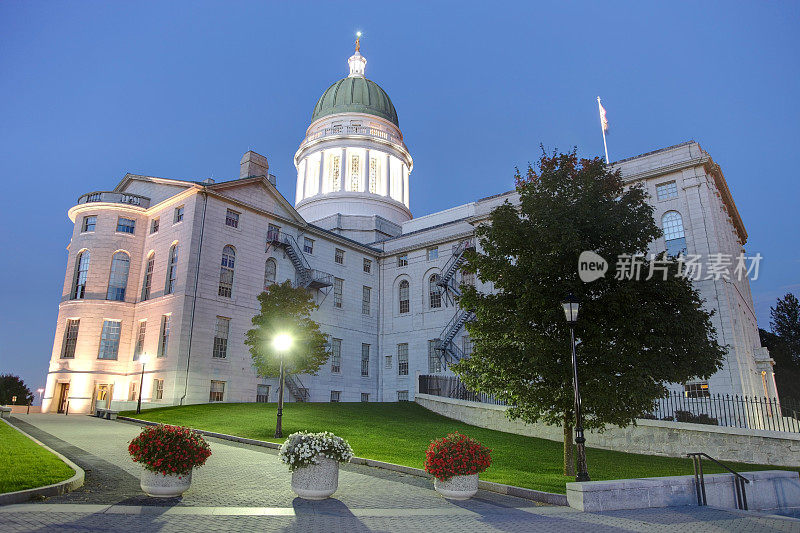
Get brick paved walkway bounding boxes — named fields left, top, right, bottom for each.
left=3, top=414, right=798, bottom=532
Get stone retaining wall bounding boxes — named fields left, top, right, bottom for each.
left=415, top=394, right=800, bottom=467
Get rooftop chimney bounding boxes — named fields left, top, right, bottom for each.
left=240, top=151, right=269, bottom=179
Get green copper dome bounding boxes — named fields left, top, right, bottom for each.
left=311, top=76, right=398, bottom=126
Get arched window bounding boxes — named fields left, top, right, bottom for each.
left=264, top=258, right=277, bottom=288
left=399, top=280, right=410, bottom=314
left=72, top=250, right=90, bottom=299
left=662, top=211, right=687, bottom=256
left=106, top=252, right=130, bottom=301
left=165, top=244, right=178, bottom=294
left=218, top=245, right=235, bottom=297
left=141, top=253, right=154, bottom=301
left=329, top=155, right=341, bottom=191
left=429, top=274, right=442, bottom=309
left=350, top=155, right=361, bottom=191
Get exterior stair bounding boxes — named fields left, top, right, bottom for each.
left=437, top=239, right=475, bottom=299
left=434, top=308, right=475, bottom=366
left=285, top=373, right=309, bottom=402
left=267, top=230, right=333, bottom=290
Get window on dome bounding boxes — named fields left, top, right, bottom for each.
left=351, top=155, right=361, bottom=192
left=369, top=157, right=378, bottom=193
left=330, top=156, right=341, bottom=191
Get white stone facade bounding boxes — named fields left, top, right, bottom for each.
left=41, top=47, right=774, bottom=414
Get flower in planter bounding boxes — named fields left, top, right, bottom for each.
left=129, top=424, right=212, bottom=477
left=279, top=431, right=354, bottom=471
left=424, top=432, right=492, bottom=481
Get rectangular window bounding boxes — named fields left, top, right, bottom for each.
left=350, top=155, right=360, bottom=191
left=174, top=206, right=184, bottom=224
left=153, top=379, right=164, bottom=400
left=81, top=216, right=97, bottom=233
left=369, top=157, right=378, bottom=193
left=428, top=340, right=442, bottom=373
left=209, top=380, right=225, bottom=402
left=150, top=218, right=159, bottom=234
left=330, top=155, right=341, bottom=191
left=225, top=209, right=240, bottom=228
left=362, top=286, right=371, bottom=315
left=335, top=248, right=345, bottom=264
left=684, top=382, right=710, bottom=398
left=331, top=338, right=342, bottom=373
left=361, top=343, right=370, bottom=377
left=398, top=254, right=408, bottom=267
left=157, top=314, right=170, bottom=358
left=116, top=217, right=136, bottom=234
left=385, top=354, right=392, bottom=369
left=333, top=278, right=343, bottom=308
left=256, top=384, right=270, bottom=403
left=427, top=247, right=439, bottom=261
left=61, top=319, right=80, bottom=359
left=463, top=335, right=473, bottom=357
left=361, top=392, right=370, bottom=402
left=98, top=320, right=121, bottom=360
left=330, top=390, right=341, bottom=403
left=133, top=320, right=146, bottom=361
left=267, top=223, right=281, bottom=242
left=213, top=317, right=230, bottom=359
left=303, top=237, right=314, bottom=254
left=397, top=390, right=409, bottom=402
left=363, top=258, right=372, bottom=273
left=656, top=181, right=678, bottom=200
left=397, top=343, right=409, bottom=376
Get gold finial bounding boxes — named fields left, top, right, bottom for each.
left=355, top=31, right=362, bottom=53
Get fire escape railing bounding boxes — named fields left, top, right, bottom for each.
left=266, top=230, right=333, bottom=290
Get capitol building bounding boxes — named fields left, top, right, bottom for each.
left=42, top=41, right=775, bottom=414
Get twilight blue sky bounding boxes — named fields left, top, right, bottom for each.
left=1, top=1, right=798, bottom=394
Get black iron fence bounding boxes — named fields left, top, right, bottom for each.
left=418, top=374, right=800, bottom=434
left=419, top=375, right=507, bottom=406
left=650, top=392, right=800, bottom=433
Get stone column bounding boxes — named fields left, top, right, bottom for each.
left=318, top=151, right=325, bottom=195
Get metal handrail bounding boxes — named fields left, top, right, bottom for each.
left=687, top=452, right=749, bottom=510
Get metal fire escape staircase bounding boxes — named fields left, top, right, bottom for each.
left=266, top=231, right=333, bottom=290
left=285, top=373, right=310, bottom=402
left=434, top=239, right=476, bottom=367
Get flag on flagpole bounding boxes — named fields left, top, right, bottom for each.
left=598, top=98, right=609, bottom=133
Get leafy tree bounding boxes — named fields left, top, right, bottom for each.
left=759, top=328, right=800, bottom=405
left=245, top=281, right=330, bottom=378
left=456, top=149, right=726, bottom=476
left=770, top=293, right=800, bottom=363
left=0, top=374, right=34, bottom=405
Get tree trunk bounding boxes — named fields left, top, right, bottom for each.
left=563, top=412, right=575, bottom=477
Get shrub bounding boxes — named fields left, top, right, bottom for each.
left=279, top=431, right=354, bottom=472
left=424, top=432, right=492, bottom=481
left=673, top=410, right=719, bottom=426
left=128, top=424, right=212, bottom=476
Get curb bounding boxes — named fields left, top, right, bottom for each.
left=117, top=415, right=567, bottom=506
left=0, top=418, right=85, bottom=506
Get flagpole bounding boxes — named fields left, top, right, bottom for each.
left=598, top=96, right=609, bottom=164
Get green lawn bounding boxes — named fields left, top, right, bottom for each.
left=0, top=421, right=75, bottom=494
left=123, top=402, right=798, bottom=494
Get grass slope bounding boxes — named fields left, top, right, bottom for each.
left=124, top=402, right=798, bottom=494
left=0, top=421, right=75, bottom=494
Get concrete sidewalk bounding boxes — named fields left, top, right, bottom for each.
left=3, top=414, right=798, bottom=532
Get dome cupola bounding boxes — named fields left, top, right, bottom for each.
left=294, top=35, right=413, bottom=239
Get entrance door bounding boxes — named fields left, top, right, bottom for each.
left=57, top=383, right=70, bottom=413
left=93, top=384, right=112, bottom=412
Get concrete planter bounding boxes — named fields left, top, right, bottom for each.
left=140, top=468, right=192, bottom=498
left=291, top=456, right=340, bottom=500
left=434, top=474, right=479, bottom=500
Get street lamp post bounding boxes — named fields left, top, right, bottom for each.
left=273, top=334, right=292, bottom=439
left=562, top=294, right=590, bottom=482
left=137, top=354, right=149, bottom=415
